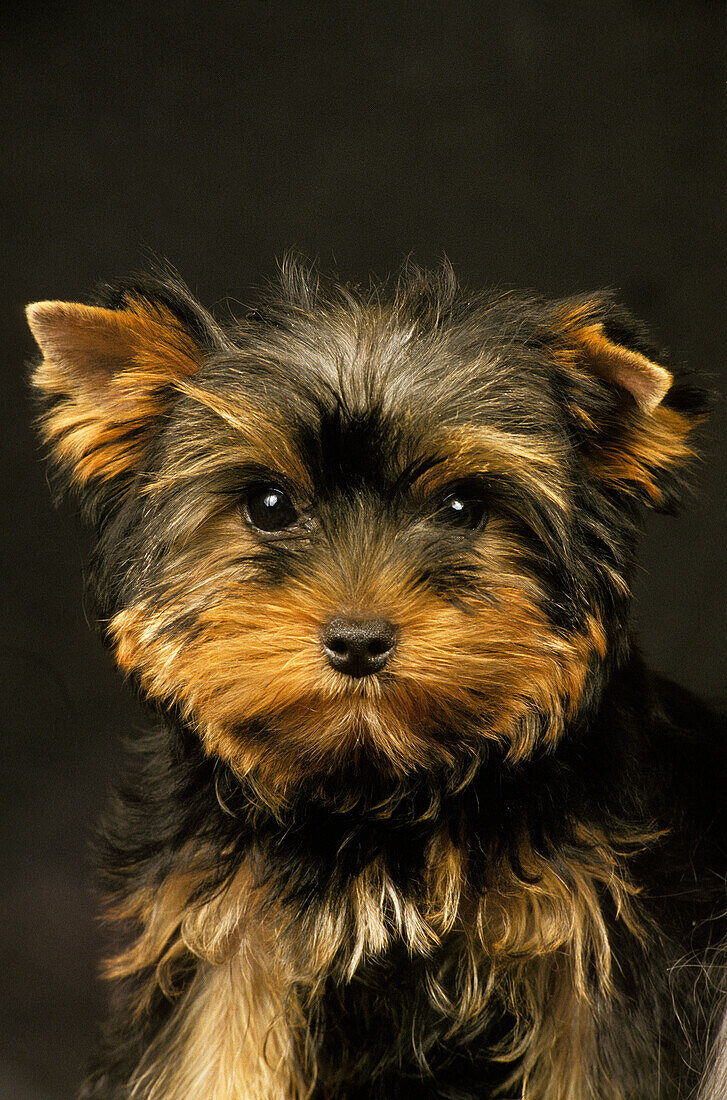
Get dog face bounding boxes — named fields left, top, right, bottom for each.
left=27, top=263, right=699, bottom=802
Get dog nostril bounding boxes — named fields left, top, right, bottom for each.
left=321, top=617, right=397, bottom=677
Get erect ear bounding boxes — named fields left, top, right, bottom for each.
left=547, top=296, right=706, bottom=508
left=28, top=277, right=224, bottom=508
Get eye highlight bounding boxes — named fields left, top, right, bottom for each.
left=434, top=479, right=489, bottom=532
left=244, top=485, right=299, bottom=533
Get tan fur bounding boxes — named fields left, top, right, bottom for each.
left=573, top=322, right=672, bottom=414
left=128, top=936, right=299, bottom=1099
left=108, top=505, right=605, bottom=811
left=105, top=823, right=647, bottom=1100
left=27, top=298, right=201, bottom=487
left=585, top=404, right=697, bottom=503
left=549, top=303, right=699, bottom=505
left=416, top=424, right=571, bottom=515
left=168, top=380, right=316, bottom=497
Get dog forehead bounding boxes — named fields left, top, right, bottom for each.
left=178, top=298, right=566, bottom=497
left=210, top=302, right=554, bottom=433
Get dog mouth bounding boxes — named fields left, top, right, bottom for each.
left=227, top=688, right=465, bottom=784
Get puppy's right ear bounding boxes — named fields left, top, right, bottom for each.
left=28, top=279, right=223, bottom=514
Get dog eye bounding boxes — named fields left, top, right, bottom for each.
left=436, top=481, right=489, bottom=531
left=244, top=486, right=299, bottom=533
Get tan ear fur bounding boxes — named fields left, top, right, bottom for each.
left=572, top=322, right=672, bottom=414
left=551, top=300, right=701, bottom=505
left=27, top=298, right=201, bottom=488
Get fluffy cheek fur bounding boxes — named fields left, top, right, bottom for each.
left=109, top=512, right=605, bottom=793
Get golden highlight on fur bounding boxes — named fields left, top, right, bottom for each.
left=28, top=298, right=203, bottom=489
left=103, top=821, right=648, bottom=1100
left=108, top=523, right=606, bottom=805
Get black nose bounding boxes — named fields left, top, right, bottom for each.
left=321, top=617, right=397, bottom=678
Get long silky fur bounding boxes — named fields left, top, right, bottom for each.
left=27, top=259, right=726, bottom=1099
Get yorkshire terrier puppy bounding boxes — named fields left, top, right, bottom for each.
left=28, top=261, right=727, bottom=1099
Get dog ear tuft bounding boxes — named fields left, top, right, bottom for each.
left=28, top=280, right=220, bottom=512
left=569, top=321, right=672, bottom=414
left=548, top=297, right=706, bottom=509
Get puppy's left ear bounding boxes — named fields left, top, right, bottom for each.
left=548, top=297, right=707, bottom=509
left=27, top=275, right=225, bottom=514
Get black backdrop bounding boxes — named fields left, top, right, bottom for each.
left=2, top=3, right=725, bottom=1096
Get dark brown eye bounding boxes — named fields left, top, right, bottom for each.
left=245, top=486, right=299, bottom=533
left=436, top=481, right=489, bottom=531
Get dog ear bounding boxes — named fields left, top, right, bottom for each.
left=547, top=297, right=706, bottom=509
left=28, top=276, right=224, bottom=513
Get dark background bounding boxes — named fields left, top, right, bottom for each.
left=2, top=2, right=725, bottom=1096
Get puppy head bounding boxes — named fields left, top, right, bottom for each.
left=28, top=262, right=703, bottom=804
